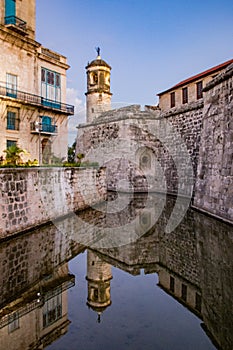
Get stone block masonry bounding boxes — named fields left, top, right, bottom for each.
left=77, top=62, right=233, bottom=224
left=193, top=63, right=233, bottom=223
left=0, top=167, right=107, bottom=239
left=77, top=104, right=200, bottom=197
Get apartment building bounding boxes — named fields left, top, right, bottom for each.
left=0, top=0, right=74, bottom=164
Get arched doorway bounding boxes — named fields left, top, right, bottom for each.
left=41, top=138, right=52, bottom=164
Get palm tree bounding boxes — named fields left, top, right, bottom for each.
left=4, top=145, right=25, bottom=165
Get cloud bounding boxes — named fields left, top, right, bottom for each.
left=66, top=88, right=86, bottom=145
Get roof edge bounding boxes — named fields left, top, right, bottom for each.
left=157, top=58, right=233, bottom=96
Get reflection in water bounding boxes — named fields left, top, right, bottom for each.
left=86, top=250, right=112, bottom=323
left=0, top=193, right=232, bottom=350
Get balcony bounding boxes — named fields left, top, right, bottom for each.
left=0, top=83, right=74, bottom=115
left=4, top=16, right=27, bottom=35
left=30, top=121, right=58, bottom=135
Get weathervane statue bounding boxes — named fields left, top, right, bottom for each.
left=96, top=46, right=101, bottom=57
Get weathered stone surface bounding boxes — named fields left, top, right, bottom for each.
left=77, top=63, right=233, bottom=223
left=194, top=64, right=233, bottom=222
left=77, top=104, right=200, bottom=197
left=0, top=167, right=107, bottom=239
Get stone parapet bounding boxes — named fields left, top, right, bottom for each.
left=0, top=167, right=107, bottom=239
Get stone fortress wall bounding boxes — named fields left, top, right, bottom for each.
left=0, top=167, right=107, bottom=239
left=77, top=63, right=233, bottom=223
left=193, top=64, right=233, bottom=222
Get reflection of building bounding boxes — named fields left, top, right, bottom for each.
left=0, top=0, right=74, bottom=163
left=0, top=263, right=74, bottom=350
left=86, top=250, right=112, bottom=322
left=158, top=267, right=202, bottom=317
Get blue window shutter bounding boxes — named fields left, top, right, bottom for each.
left=41, top=116, right=55, bottom=132
left=42, top=116, right=52, bottom=125
left=5, top=0, right=16, bottom=18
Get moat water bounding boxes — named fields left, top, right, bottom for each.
left=0, top=193, right=232, bottom=350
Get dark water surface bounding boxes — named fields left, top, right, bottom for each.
left=0, top=193, right=232, bottom=350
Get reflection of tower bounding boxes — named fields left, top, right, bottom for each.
left=85, top=49, right=112, bottom=123
left=86, top=250, right=112, bottom=322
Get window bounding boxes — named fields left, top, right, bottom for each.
left=42, top=292, right=62, bottom=328
left=181, top=283, right=187, bottom=301
left=41, top=68, right=61, bottom=107
left=41, top=116, right=55, bottom=133
left=170, top=92, right=175, bottom=108
left=6, top=73, right=17, bottom=97
left=170, top=276, right=175, bottom=293
left=8, top=312, right=19, bottom=333
left=7, top=109, right=19, bottom=130
left=182, top=87, right=188, bottom=104
left=94, top=288, right=99, bottom=300
left=7, top=140, right=17, bottom=148
left=195, top=293, right=202, bottom=312
left=196, top=81, right=203, bottom=99
left=5, top=0, right=16, bottom=23
left=90, top=72, right=98, bottom=85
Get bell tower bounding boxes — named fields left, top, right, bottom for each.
left=85, top=48, right=112, bottom=123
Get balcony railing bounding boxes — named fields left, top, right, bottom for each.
left=0, top=83, right=74, bottom=115
left=4, top=16, right=27, bottom=33
left=30, top=121, right=58, bottom=134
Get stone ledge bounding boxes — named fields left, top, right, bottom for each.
left=191, top=205, right=233, bottom=226
left=203, top=63, right=233, bottom=92
left=160, top=100, right=203, bottom=118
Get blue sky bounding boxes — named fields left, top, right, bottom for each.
left=36, top=0, right=233, bottom=144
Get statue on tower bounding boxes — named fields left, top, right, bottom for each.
left=96, top=46, right=101, bottom=57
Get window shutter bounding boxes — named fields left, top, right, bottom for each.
left=5, top=0, right=16, bottom=18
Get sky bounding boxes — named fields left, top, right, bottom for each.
left=36, top=0, right=233, bottom=145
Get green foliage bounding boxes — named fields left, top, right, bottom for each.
left=24, top=159, right=39, bottom=167
left=62, top=162, right=81, bottom=167
left=76, top=152, right=85, bottom=160
left=62, top=160, right=99, bottom=168
left=68, top=141, right=76, bottom=163
left=3, top=145, right=25, bottom=166
left=0, top=145, right=39, bottom=168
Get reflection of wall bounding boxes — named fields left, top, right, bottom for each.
left=0, top=221, right=83, bottom=308
left=0, top=263, right=74, bottom=350
left=195, top=212, right=233, bottom=350
left=1, top=193, right=232, bottom=349
left=91, top=196, right=232, bottom=350
left=158, top=212, right=200, bottom=288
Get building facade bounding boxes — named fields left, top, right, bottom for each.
left=0, top=0, right=74, bottom=164
left=157, top=59, right=233, bottom=112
